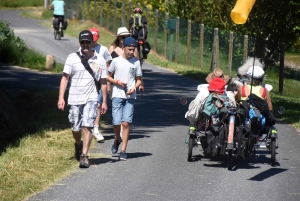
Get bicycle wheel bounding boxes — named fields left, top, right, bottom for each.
left=187, top=135, right=194, bottom=162
left=227, top=149, right=233, bottom=170
left=270, top=138, right=276, bottom=166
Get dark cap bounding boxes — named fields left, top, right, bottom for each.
left=123, top=37, right=136, bottom=47
left=78, top=30, right=93, bottom=42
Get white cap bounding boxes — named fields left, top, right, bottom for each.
left=116, top=27, right=130, bottom=36
left=247, top=66, right=265, bottom=78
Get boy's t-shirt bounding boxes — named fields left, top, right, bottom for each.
left=109, top=56, right=142, bottom=99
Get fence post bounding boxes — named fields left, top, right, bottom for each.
left=186, top=20, right=191, bottom=65
left=228, top=31, right=233, bottom=76
left=211, top=28, right=219, bottom=71
left=82, top=0, right=84, bottom=21
left=113, top=0, right=117, bottom=33
left=121, top=0, right=125, bottom=27
left=76, top=0, right=79, bottom=20
left=128, top=0, right=132, bottom=21
left=154, top=9, right=158, bottom=52
left=100, top=0, right=103, bottom=26
left=279, top=42, right=285, bottom=94
left=199, top=24, right=204, bottom=68
left=175, top=16, right=179, bottom=63
left=164, top=13, right=169, bottom=58
left=87, top=0, right=90, bottom=20
left=106, top=0, right=110, bottom=30
left=93, top=0, right=96, bottom=23
left=44, top=0, right=47, bottom=10
left=243, top=35, right=248, bottom=63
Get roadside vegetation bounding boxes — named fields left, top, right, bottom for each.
left=0, top=3, right=299, bottom=201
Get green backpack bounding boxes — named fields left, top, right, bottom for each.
left=132, top=13, right=143, bottom=29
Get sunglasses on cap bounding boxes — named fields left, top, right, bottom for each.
left=80, top=40, right=91, bottom=44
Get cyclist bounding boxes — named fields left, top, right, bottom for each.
left=128, top=8, right=151, bottom=59
left=49, top=0, right=66, bottom=35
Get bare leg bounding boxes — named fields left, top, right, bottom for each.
left=94, top=103, right=101, bottom=127
left=82, top=127, right=93, bottom=155
left=120, top=122, right=130, bottom=151
left=73, top=130, right=82, bottom=145
left=113, top=125, right=121, bottom=142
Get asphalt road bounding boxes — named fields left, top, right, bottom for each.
left=1, top=10, right=300, bottom=201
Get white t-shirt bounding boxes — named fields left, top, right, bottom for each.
left=93, top=44, right=112, bottom=62
left=109, top=56, right=142, bottom=99
left=63, top=51, right=107, bottom=105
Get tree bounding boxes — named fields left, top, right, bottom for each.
left=165, top=0, right=300, bottom=67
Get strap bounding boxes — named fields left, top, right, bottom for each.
left=76, top=52, right=100, bottom=93
left=241, top=85, right=246, bottom=97
left=213, top=93, right=224, bottom=108
left=261, top=87, right=267, bottom=99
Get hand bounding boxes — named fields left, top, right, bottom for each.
left=57, top=99, right=65, bottom=111
left=126, top=87, right=136, bottom=95
left=116, top=80, right=127, bottom=88
left=101, top=102, right=108, bottom=114
left=138, top=85, right=144, bottom=93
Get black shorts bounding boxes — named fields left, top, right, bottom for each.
left=53, top=15, right=64, bottom=22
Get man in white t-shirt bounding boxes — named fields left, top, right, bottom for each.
left=89, top=27, right=112, bottom=142
left=107, top=37, right=142, bottom=161
left=58, top=30, right=108, bottom=168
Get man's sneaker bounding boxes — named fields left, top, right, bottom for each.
left=79, top=154, right=90, bottom=168
left=119, top=151, right=127, bottom=161
left=93, top=129, right=105, bottom=142
left=111, top=140, right=121, bottom=154
left=74, top=141, right=83, bottom=161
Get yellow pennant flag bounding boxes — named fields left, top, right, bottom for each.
left=230, top=0, right=256, bottom=24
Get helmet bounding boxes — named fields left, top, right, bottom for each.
left=134, top=8, right=143, bottom=14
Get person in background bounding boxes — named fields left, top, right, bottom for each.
left=49, top=0, right=66, bottom=34
left=109, top=27, right=144, bottom=91
left=106, top=37, right=143, bottom=161
left=89, top=27, right=112, bottom=142
left=128, top=7, right=151, bottom=59
left=58, top=30, right=108, bottom=168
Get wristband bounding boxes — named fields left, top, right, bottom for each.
left=116, top=80, right=119, bottom=85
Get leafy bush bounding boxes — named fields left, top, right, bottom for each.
left=0, top=21, right=26, bottom=63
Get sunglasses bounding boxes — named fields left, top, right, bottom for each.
left=80, top=40, right=91, bottom=45
left=120, top=35, right=130, bottom=39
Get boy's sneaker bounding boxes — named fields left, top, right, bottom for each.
left=74, top=141, right=83, bottom=161
left=111, top=140, right=121, bottom=154
left=79, top=154, right=90, bottom=168
left=92, top=129, right=104, bottom=142
left=119, top=151, right=127, bottom=161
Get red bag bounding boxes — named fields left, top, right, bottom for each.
left=208, top=78, right=226, bottom=93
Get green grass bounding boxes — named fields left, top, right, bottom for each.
left=0, top=0, right=42, bottom=7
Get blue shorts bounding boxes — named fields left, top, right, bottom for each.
left=112, top=98, right=135, bottom=125
left=68, top=101, right=98, bottom=131
left=98, top=90, right=103, bottom=105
